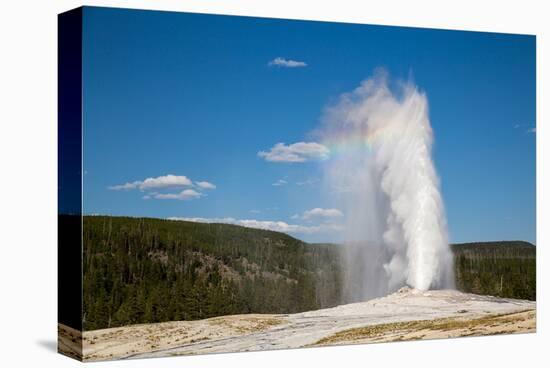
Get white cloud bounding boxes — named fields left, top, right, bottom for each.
left=108, top=181, right=142, bottom=191
left=514, top=123, right=536, bottom=134
left=272, top=179, right=288, bottom=186
left=268, top=57, right=307, bottom=68
left=167, top=216, right=341, bottom=235
left=296, top=178, right=319, bottom=186
left=153, top=189, right=203, bottom=201
left=141, top=175, right=193, bottom=190
left=258, top=142, right=330, bottom=163
left=109, top=174, right=216, bottom=201
left=109, top=174, right=193, bottom=191
left=294, top=208, right=344, bottom=221
left=196, top=181, right=216, bottom=189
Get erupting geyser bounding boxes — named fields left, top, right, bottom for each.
left=321, top=71, right=454, bottom=302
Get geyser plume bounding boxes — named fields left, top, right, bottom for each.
left=320, top=72, right=454, bottom=302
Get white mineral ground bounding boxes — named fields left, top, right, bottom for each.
left=59, top=287, right=536, bottom=361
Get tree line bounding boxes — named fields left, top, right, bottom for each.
left=451, top=241, right=535, bottom=300
left=82, top=216, right=341, bottom=330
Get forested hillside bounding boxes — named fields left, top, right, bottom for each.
left=452, top=241, right=536, bottom=300
left=78, top=216, right=536, bottom=330
left=81, top=216, right=341, bottom=330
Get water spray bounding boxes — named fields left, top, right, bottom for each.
left=321, top=71, right=454, bottom=301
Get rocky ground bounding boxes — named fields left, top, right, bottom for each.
left=59, top=287, right=536, bottom=361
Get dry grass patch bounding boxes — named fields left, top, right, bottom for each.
left=208, top=315, right=285, bottom=334
left=314, top=310, right=535, bottom=346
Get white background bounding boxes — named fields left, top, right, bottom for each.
left=0, top=0, right=547, bottom=366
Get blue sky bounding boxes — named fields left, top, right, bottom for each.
left=82, top=7, right=536, bottom=244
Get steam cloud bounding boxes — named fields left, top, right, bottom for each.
left=320, top=71, right=454, bottom=301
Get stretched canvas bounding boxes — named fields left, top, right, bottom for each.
left=58, top=6, right=536, bottom=362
